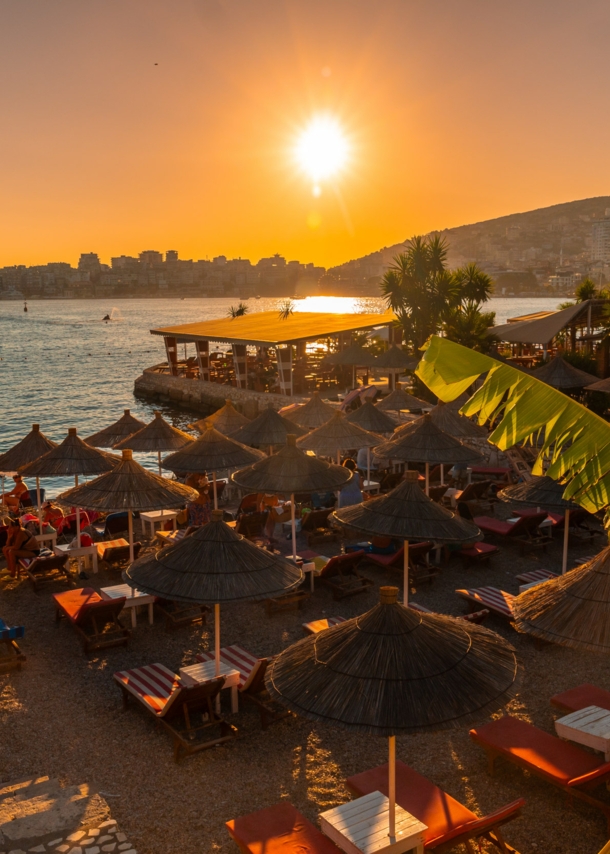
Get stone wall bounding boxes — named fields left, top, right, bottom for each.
left=134, top=369, right=308, bottom=418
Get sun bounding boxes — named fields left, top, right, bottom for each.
left=294, top=116, right=349, bottom=193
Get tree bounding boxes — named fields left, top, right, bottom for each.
left=278, top=299, right=294, bottom=320
left=442, top=304, right=497, bottom=353
left=227, top=302, right=249, bottom=318
left=575, top=277, right=598, bottom=302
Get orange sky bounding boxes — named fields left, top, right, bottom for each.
left=1, top=0, right=609, bottom=268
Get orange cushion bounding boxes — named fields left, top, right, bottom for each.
left=227, top=802, right=340, bottom=854
left=551, top=684, right=610, bottom=714
left=53, top=587, right=102, bottom=622
left=470, top=716, right=604, bottom=785
left=347, top=761, right=476, bottom=847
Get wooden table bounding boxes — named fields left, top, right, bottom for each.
left=320, top=791, right=426, bottom=854
left=53, top=542, right=98, bottom=574
left=101, top=583, right=155, bottom=628
left=140, top=509, right=179, bottom=538
left=35, top=531, right=57, bottom=550
left=555, top=705, right=610, bottom=761
left=179, top=659, right=240, bottom=713
left=363, top=480, right=381, bottom=494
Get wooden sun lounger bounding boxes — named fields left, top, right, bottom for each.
left=470, top=715, right=610, bottom=831
left=456, top=587, right=515, bottom=620
left=457, top=541, right=499, bottom=568
left=53, top=587, right=131, bottom=653
left=98, top=541, right=141, bottom=568
left=409, top=601, right=490, bottom=625
left=0, top=619, right=26, bottom=672
left=515, top=568, right=557, bottom=584
left=347, top=759, right=524, bottom=853
left=317, top=550, right=374, bottom=600
left=114, top=662, right=237, bottom=761
left=551, top=684, right=610, bottom=715
left=154, top=598, right=209, bottom=630
left=18, top=552, right=71, bottom=591
left=364, top=542, right=437, bottom=582
left=473, top=512, right=551, bottom=552
left=196, top=645, right=289, bottom=730
left=227, top=802, right=341, bottom=854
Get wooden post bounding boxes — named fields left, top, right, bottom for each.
left=403, top=539, right=409, bottom=604
left=388, top=735, right=396, bottom=840
left=440, top=464, right=444, bottom=486
left=195, top=340, right=210, bottom=381
left=425, top=462, right=429, bottom=496
left=164, top=336, right=179, bottom=376
left=75, top=475, right=81, bottom=548
left=213, top=471, right=218, bottom=510
left=562, top=509, right=570, bottom=575
left=215, top=603, right=221, bottom=676
left=232, top=344, right=248, bottom=389
left=128, top=508, right=134, bottom=563
left=367, top=446, right=371, bottom=488
left=291, top=493, right=297, bottom=560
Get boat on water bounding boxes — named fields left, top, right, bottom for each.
left=23, top=301, right=28, bottom=312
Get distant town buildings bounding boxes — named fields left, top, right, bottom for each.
left=591, top=211, right=610, bottom=264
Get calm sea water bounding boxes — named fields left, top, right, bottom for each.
left=0, top=295, right=561, bottom=496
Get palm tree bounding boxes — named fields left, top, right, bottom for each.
left=278, top=300, right=294, bottom=320
left=575, top=278, right=598, bottom=302
left=443, top=304, right=497, bottom=353
left=227, top=302, right=249, bottom=318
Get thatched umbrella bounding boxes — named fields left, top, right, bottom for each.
left=375, top=387, right=429, bottom=421
left=585, top=377, right=610, bottom=394
left=190, top=399, right=251, bottom=437
left=297, top=410, right=382, bottom=462
left=232, top=435, right=352, bottom=558
left=20, top=428, right=118, bottom=546
left=231, top=406, right=307, bottom=452
left=323, top=343, right=377, bottom=388
left=125, top=509, right=303, bottom=674
left=343, top=403, right=396, bottom=483
left=84, top=409, right=146, bottom=449
left=162, top=422, right=264, bottom=508
left=375, top=414, right=483, bottom=494
left=513, top=546, right=610, bottom=653
left=428, top=401, right=488, bottom=440
left=56, top=449, right=198, bottom=561
left=372, top=346, right=418, bottom=392
left=498, top=476, right=581, bottom=575
left=332, top=470, right=479, bottom=603
left=266, top=585, right=520, bottom=839
left=530, top=356, right=597, bottom=390
left=114, top=411, right=193, bottom=474
left=0, top=424, right=57, bottom=533
left=284, top=392, right=336, bottom=430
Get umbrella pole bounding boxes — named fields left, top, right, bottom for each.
left=128, top=509, right=134, bottom=563
left=562, top=509, right=570, bottom=575
left=425, top=462, right=429, bottom=496
left=75, top=475, right=81, bottom=548
left=440, top=464, right=444, bottom=486
left=388, top=735, right=396, bottom=839
left=36, top=476, right=42, bottom=535
left=213, top=471, right=218, bottom=510
left=367, top=446, right=371, bottom=489
left=158, top=450, right=162, bottom=476
left=403, top=539, right=409, bottom=605
left=214, top=603, right=221, bottom=714
left=291, top=493, right=297, bottom=560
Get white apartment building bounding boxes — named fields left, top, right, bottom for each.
left=591, top=211, right=610, bottom=262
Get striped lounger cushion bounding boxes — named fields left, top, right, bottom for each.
left=114, top=663, right=182, bottom=716
left=409, top=602, right=488, bottom=624
left=0, top=619, right=24, bottom=641
left=196, top=645, right=260, bottom=689
left=456, top=587, right=514, bottom=618
left=516, top=569, right=558, bottom=584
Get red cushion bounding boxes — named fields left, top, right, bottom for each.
left=53, top=588, right=102, bottom=622
left=551, top=684, right=610, bottom=714
left=227, top=802, right=340, bottom=854
left=473, top=517, right=513, bottom=535
left=470, top=716, right=605, bottom=785
left=459, top=542, right=499, bottom=558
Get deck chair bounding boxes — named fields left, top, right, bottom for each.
left=155, top=599, right=209, bottom=630
left=236, top=493, right=259, bottom=516
left=227, top=802, right=342, bottom=854
left=470, top=715, right=610, bottom=831
left=456, top=541, right=499, bottom=568
left=551, top=684, right=610, bottom=715
left=515, top=568, right=557, bottom=585
left=0, top=619, right=26, bottom=672
left=456, top=586, right=515, bottom=620
left=99, top=541, right=141, bottom=569
left=114, top=663, right=237, bottom=761
left=302, top=616, right=347, bottom=635
left=472, top=511, right=550, bottom=552
left=53, top=587, right=130, bottom=653
left=56, top=511, right=90, bottom=543
left=235, top=511, right=269, bottom=541
left=347, top=759, right=524, bottom=853
left=317, top=550, right=374, bottom=600
left=18, top=551, right=71, bottom=590
left=301, top=508, right=338, bottom=546
left=364, top=541, right=437, bottom=584
left=196, top=645, right=289, bottom=729
left=93, top=511, right=129, bottom=539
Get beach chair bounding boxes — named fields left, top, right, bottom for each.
left=471, top=511, right=551, bottom=552
left=302, top=616, right=347, bottom=635
left=235, top=511, right=269, bottom=541
left=93, top=511, right=129, bottom=539
left=301, top=507, right=338, bottom=546
left=196, top=645, right=289, bottom=729
left=456, top=586, right=515, bottom=620
left=364, top=541, right=435, bottom=576
left=409, top=601, right=489, bottom=625
left=0, top=619, right=26, bottom=672
left=18, top=551, right=71, bottom=590
left=317, top=550, right=374, bottom=600
left=53, top=587, right=130, bottom=653
left=56, top=511, right=90, bottom=543
left=227, top=802, right=341, bottom=854
left=155, top=598, right=209, bottom=630
left=98, top=540, right=141, bottom=569
left=347, top=759, right=524, bottom=853
left=470, top=715, right=610, bottom=831
left=236, top=493, right=259, bottom=516
left=456, top=541, right=499, bottom=568
left=515, top=568, right=558, bottom=585
left=113, top=663, right=237, bottom=761
left=551, top=684, right=610, bottom=715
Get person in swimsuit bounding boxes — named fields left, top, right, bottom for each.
left=338, top=458, right=364, bottom=508
left=1, top=475, right=30, bottom=513
left=2, top=519, right=40, bottom=578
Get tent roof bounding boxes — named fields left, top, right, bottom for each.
left=376, top=414, right=483, bottom=465
left=529, top=356, right=598, bottom=389
left=490, top=300, right=600, bottom=345
left=162, top=423, right=264, bottom=473
left=190, top=399, right=251, bottom=436
left=498, top=475, right=580, bottom=511
left=151, top=310, right=396, bottom=347
left=85, top=409, right=147, bottom=448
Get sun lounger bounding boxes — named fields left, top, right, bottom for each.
left=196, top=645, right=289, bottom=729
left=18, top=551, right=71, bottom=590
left=53, top=587, right=130, bottom=653
left=114, top=662, right=237, bottom=761
left=456, top=586, right=515, bottom=620
left=316, top=550, right=374, bottom=600
left=472, top=511, right=550, bottom=552
left=364, top=541, right=435, bottom=573
left=456, top=541, right=499, bottom=568
left=471, top=715, right=610, bottom=830
left=0, top=619, right=25, bottom=672
left=551, top=684, right=610, bottom=715
left=347, top=759, right=524, bottom=852
left=302, top=616, right=347, bottom=635
left=515, top=568, right=557, bottom=584
left=93, top=511, right=130, bottom=539
left=409, top=601, right=490, bottom=625
left=97, top=540, right=141, bottom=568
left=227, top=802, right=341, bottom=854
left=155, top=598, right=209, bottom=630
left=301, top=507, right=338, bottom=546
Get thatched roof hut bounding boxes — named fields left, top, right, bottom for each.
left=530, top=356, right=597, bottom=390
left=375, top=388, right=429, bottom=413
left=231, top=406, right=307, bottom=448
left=372, top=346, right=418, bottom=371
left=114, top=411, right=193, bottom=452
left=284, top=392, right=336, bottom=430
left=322, top=343, right=377, bottom=367
left=190, top=399, right=251, bottom=436
left=345, top=401, right=395, bottom=434
left=513, top=547, right=610, bottom=652
left=376, top=414, right=483, bottom=465
left=498, top=475, right=580, bottom=512
left=297, top=410, right=382, bottom=457
left=84, top=410, right=146, bottom=448
left=19, top=428, right=118, bottom=477
left=0, top=424, right=57, bottom=472
left=162, top=422, right=264, bottom=473
left=428, top=401, right=488, bottom=439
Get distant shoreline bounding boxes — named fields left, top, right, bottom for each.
left=0, top=291, right=567, bottom=301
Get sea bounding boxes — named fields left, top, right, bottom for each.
left=0, top=295, right=561, bottom=496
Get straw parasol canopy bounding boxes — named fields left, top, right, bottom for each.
left=114, top=411, right=194, bottom=453
left=0, top=423, right=57, bottom=472
left=372, top=345, right=418, bottom=371
left=231, top=406, right=307, bottom=448
left=513, top=546, right=610, bottom=653
left=20, top=428, right=118, bottom=478
left=163, top=423, right=264, bottom=474
left=585, top=377, right=610, bottom=393
left=428, top=401, right=488, bottom=439
left=266, top=585, right=520, bottom=839
left=190, top=399, right=251, bottom=436
left=375, top=387, right=429, bottom=415
left=84, top=409, right=147, bottom=448
left=376, top=414, right=483, bottom=466
left=345, top=401, right=396, bottom=434
left=284, top=391, right=336, bottom=430
left=322, top=343, right=378, bottom=367
left=530, top=356, right=597, bottom=390
left=296, top=410, right=382, bottom=458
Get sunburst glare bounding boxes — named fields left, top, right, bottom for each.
left=294, top=116, right=349, bottom=195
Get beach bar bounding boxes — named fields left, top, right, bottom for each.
left=135, top=309, right=396, bottom=414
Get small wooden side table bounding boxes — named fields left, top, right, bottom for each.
left=555, top=705, right=610, bottom=760
left=53, top=543, right=98, bottom=574
left=180, top=660, right=240, bottom=713
left=101, top=583, right=155, bottom=628
left=140, top=509, right=178, bottom=538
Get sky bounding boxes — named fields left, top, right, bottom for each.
left=1, top=0, right=609, bottom=268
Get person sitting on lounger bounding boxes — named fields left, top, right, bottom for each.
left=0, top=475, right=30, bottom=514
left=42, top=501, right=64, bottom=529
left=258, top=493, right=292, bottom=540
left=186, top=478, right=212, bottom=527
left=2, top=519, right=40, bottom=578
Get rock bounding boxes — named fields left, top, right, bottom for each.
left=97, top=824, right=116, bottom=831
left=68, top=848, right=83, bottom=854
left=8, top=849, right=27, bottom=854
left=117, top=846, right=131, bottom=852
left=67, top=835, right=85, bottom=844
left=85, top=847, right=100, bottom=854
left=87, top=830, right=100, bottom=838
left=48, top=842, right=63, bottom=848
left=100, top=846, right=116, bottom=853
left=80, top=843, right=94, bottom=848
left=55, top=847, right=70, bottom=853
left=29, top=847, right=46, bottom=853
left=97, top=838, right=112, bottom=845
left=114, top=838, right=126, bottom=845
